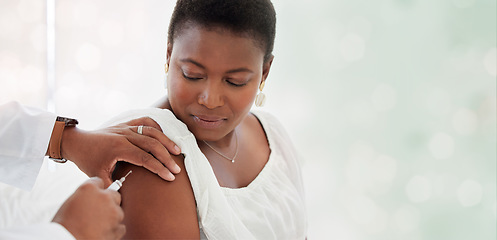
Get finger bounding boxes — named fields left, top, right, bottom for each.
left=120, top=145, right=176, bottom=181
left=104, top=189, right=122, bottom=205
left=129, top=118, right=182, bottom=155
left=135, top=125, right=181, bottom=155
left=127, top=131, right=181, bottom=174
left=127, top=117, right=162, bottom=132
left=87, top=177, right=105, bottom=189
left=114, top=224, right=126, bottom=240
left=116, top=206, right=124, bottom=222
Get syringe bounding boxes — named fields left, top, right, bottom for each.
left=107, top=170, right=132, bottom=191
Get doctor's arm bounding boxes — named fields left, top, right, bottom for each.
left=0, top=101, right=181, bottom=190
left=55, top=116, right=182, bottom=186
left=0, top=177, right=125, bottom=240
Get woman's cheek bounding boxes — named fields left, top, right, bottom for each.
left=176, top=83, right=193, bottom=103
left=234, top=88, right=258, bottom=111
left=169, top=79, right=193, bottom=105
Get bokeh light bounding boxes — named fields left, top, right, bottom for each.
left=406, top=175, right=433, bottom=203
left=0, top=0, right=495, bottom=239
left=457, top=179, right=483, bottom=207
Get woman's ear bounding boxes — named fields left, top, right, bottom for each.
left=262, top=55, right=274, bottom=82
left=166, top=42, right=173, bottom=66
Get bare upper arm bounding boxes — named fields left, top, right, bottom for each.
left=112, top=155, right=199, bottom=239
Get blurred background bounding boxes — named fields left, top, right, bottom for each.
left=0, top=0, right=495, bottom=239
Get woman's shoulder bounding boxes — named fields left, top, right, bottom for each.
left=250, top=110, right=291, bottom=142
left=250, top=110, right=304, bottom=167
left=250, top=110, right=284, bottom=131
left=250, top=109, right=277, bottom=122
left=112, top=156, right=200, bottom=239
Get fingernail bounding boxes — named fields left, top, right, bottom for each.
left=174, top=145, right=181, bottom=154
left=167, top=172, right=175, bottom=181
left=173, top=164, right=181, bottom=174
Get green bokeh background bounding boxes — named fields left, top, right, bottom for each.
left=0, top=0, right=495, bottom=239
left=268, top=0, right=496, bottom=239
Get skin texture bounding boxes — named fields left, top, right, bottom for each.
left=166, top=25, right=271, bottom=143
left=114, top=25, right=273, bottom=238
left=165, top=25, right=272, bottom=188
left=52, top=177, right=125, bottom=240
left=113, top=157, right=199, bottom=239
left=46, top=113, right=183, bottom=239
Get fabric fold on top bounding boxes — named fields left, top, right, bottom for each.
left=102, top=108, right=254, bottom=239
left=103, top=108, right=307, bottom=239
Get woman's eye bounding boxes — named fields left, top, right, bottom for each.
left=182, top=73, right=202, bottom=81
left=226, top=79, right=247, bottom=87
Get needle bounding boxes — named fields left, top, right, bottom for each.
left=107, top=170, right=132, bottom=191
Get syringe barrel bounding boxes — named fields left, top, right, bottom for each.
left=107, top=180, right=122, bottom=191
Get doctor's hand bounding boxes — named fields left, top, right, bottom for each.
left=58, top=117, right=181, bottom=186
left=52, top=177, right=125, bottom=240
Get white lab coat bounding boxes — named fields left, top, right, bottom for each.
left=0, top=102, right=75, bottom=239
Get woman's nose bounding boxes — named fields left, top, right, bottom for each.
left=198, top=82, right=224, bottom=109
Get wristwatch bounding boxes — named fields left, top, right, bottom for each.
left=48, top=116, right=79, bottom=163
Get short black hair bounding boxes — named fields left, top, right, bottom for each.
left=167, top=0, right=276, bottom=62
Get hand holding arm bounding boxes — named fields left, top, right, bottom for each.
left=55, top=117, right=181, bottom=186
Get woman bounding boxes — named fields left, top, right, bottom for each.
left=112, top=0, right=307, bottom=238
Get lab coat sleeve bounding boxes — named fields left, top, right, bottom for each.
left=0, top=101, right=56, bottom=191
left=0, top=222, right=75, bottom=240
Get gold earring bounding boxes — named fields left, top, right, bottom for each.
left=255, top=81, right=266, bottom=107
left=164, top=63, right=169, bottom=89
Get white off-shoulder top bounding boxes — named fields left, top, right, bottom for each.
left=104, top=108, right=307, bottom=240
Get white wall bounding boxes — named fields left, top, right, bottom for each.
left=0, top=0, right=495, bottom=239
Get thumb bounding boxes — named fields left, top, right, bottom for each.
left=87, top=177, right=105, bottom=189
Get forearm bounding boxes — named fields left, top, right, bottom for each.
left=56, top=126, right=120, bottom=182
left=44, top=122, right=100, bottom=177
left=58, top=126, right=88, bottom=166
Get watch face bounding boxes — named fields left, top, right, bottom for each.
left=56, top=116, right=79, bottom=127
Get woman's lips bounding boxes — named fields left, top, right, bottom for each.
left=192, top=115, right=226, bottom=129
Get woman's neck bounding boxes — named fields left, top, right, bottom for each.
left=199, top=128, right=238, bottom=149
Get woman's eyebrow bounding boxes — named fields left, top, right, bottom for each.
left=179, top=58, right=253, bottom=74
left=226, top=68, right=253, bottom=74
left=180, top=58, right=205, bottom=69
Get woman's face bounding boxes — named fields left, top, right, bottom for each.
left=166, top=25, right=272, bottom=141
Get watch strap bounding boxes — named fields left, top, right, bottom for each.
left=48, top=121, right=66, bottom=162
